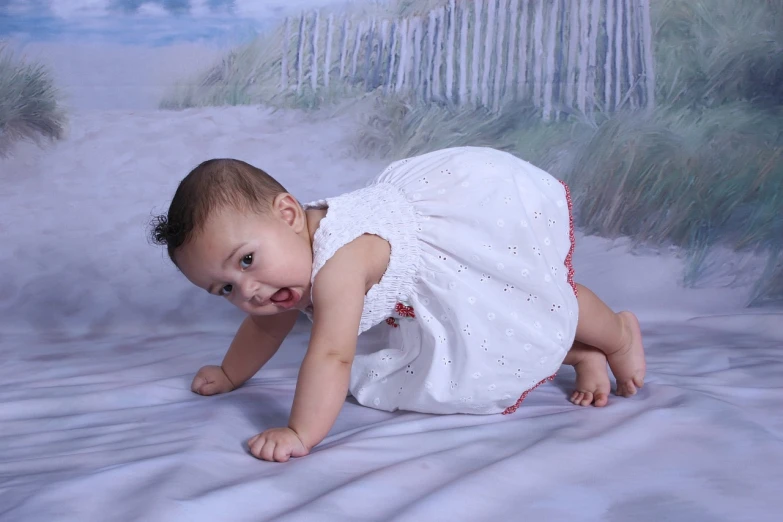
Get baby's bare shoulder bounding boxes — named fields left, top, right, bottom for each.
left=316, top=233, right=390, bottom=296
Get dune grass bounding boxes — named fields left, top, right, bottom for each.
left=0, top=43, right=67, bottom=157
left=652, top=0, right=783, bottom=109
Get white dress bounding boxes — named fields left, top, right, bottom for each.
left=303, top=146, right=579, bottom=415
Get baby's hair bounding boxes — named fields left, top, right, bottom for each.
left=149, top=158, right=289, bottom=265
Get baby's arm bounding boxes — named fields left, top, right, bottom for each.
left=287, top=250, right=366, bottom=450
left=191, top=310, right=299, bottom=395
left=247, top=238, right=371, bottom=461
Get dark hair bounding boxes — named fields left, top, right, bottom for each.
left=149, top=158, right=289, bottom=264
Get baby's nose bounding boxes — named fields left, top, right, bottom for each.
left=239, top=280, right=261, bottom=300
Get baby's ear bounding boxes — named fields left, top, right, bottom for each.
left=273, top=193, right=303, bottom=228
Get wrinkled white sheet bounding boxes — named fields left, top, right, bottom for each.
left=2, top=320, right=782, bottom=521
left=2, top=108, right=782, bottom=521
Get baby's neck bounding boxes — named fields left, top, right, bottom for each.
left=304, top=207, right=327, bottom=251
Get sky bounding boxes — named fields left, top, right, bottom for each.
left=0, top=0, right=372, bottom=45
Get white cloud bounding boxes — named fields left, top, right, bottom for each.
left=48, top=0, right=109, bottom=19
left=137, top=2, right=169, bottom=17
left=232, top=0, right=358, bottom=19
left=189, top=0, right=212, bottom=18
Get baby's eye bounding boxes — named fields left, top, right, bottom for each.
left=219, top=284, right=233, bottom=296
left=240, top=254, right=253, bottom=269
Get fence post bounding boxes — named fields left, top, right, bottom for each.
left=395, top=18, right=409, bottom=92
left=458, top=0, right=469, bottom=105
left=492, top=0, right=508, bottom=112
left=543, top=0, right=559, bottom=120
left=386, top=20, right=398, bottom=94
left=373, top=19, right=389, bottom=90
left=554, top=0, right=567, bottom=112
left=433, top=8, right=446, bottom=101
left=296, top=13, right=306, bottom=94
left=480, top=0, right=496, bottom=107
left=281, top=17, right=290, bottom=92
left=339, top=18, right=349, bottom=81
left=604, top=0, right=614, bottom=111
left=324, top=14, right=334, bottom=89
left=517, top=0, right=529, bottom=101
left=506, top=0, right=519, bottom=96
left=350, top=20, right=364, bottom=83
left=422, top=11, right=435, bottom=102
left=311, top=11, right=320, bottom=92
left=639, top=0, right=655, bottom=112
left=564, top=0, right=577, bottom=108
left=412, top=17, right=424, bottom=100
left=615, top=0, right=623, bottom=108
left=472, top=0, right=483, bottom=105
left=586, top=0, right=599, bottom=116
left=532, top=0, right=544, bottom=108
left=624, top=0, right=636, bottom=108
left=576, top=0, right=589, bottom=111
left=363, top=19, right=376, bottom=90
left=446, top=0, right=456, bottom=103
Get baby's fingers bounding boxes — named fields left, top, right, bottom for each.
left=195, top=380, right=223, bottom=396
left=190, top=375, right=208, bottom=393
left=247, top=434, right=267, bottom=459
left=273, top=444, right=293, bottom=463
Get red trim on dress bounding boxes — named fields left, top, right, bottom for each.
left=560, top=180, right=578, bottom=298
left=502, top=375, right=557, bottom=414
left=502, top=179, right=577, bottom=415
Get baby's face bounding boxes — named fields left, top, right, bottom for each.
left=175, top=198, right=313, bottom=316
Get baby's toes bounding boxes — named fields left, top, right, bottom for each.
left=632, top=374, right=645, bottom=389
left=616, top=380, right=637, bottom=397
left=571, top=390, right=594, bottom=407
left=578, top=391, right=594, bottom=406
left=593, top=392, right=609, bottom=407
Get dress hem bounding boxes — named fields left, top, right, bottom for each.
left=501, top=179, right=577, bottom=415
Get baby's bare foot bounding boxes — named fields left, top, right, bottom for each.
left=570, top=346, right=611, bottom=407
left=606, top=311, right=646, bottom=397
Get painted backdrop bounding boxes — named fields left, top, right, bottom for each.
left=1, top=0, right=780, bottom=339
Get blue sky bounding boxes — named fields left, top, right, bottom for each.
left=0, top=0, right=359, bottom=46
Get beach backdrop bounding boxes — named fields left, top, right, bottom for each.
left=1, top=0, right=781, bottom=339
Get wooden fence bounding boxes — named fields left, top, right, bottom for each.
left=280, top=0, right=655, bottom=120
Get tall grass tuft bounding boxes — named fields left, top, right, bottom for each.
left=653, top=0, right=783, bottom=109
left=0, top=43, right=67, bottom=157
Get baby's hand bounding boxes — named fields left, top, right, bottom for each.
left=190, top=365, right=235, bottom=396
left=248, top=427, right=309, bottom=462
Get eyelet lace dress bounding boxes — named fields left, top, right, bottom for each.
left=303, top=146, right=579, bottom=415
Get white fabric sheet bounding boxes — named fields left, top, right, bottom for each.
left=2, top=321, right=782, bottom=521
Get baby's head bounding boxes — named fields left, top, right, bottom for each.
left=150, top=158, right=315, bottom=315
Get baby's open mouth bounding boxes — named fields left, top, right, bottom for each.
left=270, top=287, right=299, bottom=309
left=270, top=288, right=292, bottom=303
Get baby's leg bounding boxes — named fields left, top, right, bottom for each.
left=573, top=283, right=646, bottom=397
left=563, top=341, right=611, bottom=407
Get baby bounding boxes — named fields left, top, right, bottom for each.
left=150, top=146, right=645, bottom=463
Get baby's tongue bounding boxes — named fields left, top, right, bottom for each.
left=271, top=288, right=291, bottom=302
